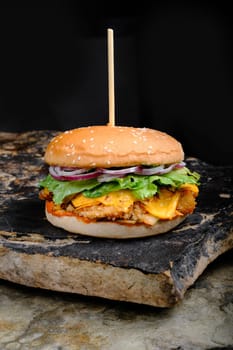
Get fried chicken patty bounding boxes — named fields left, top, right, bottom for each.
left=40, top=185, right=197, bottom=226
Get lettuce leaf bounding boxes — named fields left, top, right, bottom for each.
left=83, top=175, right=158, bottom=200
left=39, top=167, right=200, bottom=204
left=39, top=175, right=99, bottom=204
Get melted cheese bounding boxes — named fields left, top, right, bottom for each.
left=99, top=190, right=135, bottom=212
left=71, top=184, right=199, bottom=220
left=142, top=189, right=181, bottom=220
left=72, top=190, right=135, bottom=213
left=71, top=194, right=100, bottom=209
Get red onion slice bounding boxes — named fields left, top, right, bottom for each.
left=97, top=174, right=125, bottom=183
left=100, top=166, right=140, bottom=176
left=49, top=166, right=101, bottom=181
left=49, top=166, right=90, bottom=177
left=49, top=162, right=186, bottom=181
left=157, top=161, right=186, bottom=174
left=174, top=161, right=186, bottom=169
left=136, top=162, right=186, bottom=175
left=135, top=165, right=165, bottom=175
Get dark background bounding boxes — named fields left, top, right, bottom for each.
left=0, top=1, right=233, bottom=165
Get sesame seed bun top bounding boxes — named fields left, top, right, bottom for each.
left=44, top=125, right=184, bottom=168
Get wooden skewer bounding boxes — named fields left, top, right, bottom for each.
left=107, top=28, right=115, bottom=126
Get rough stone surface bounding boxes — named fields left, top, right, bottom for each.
left=0, top=251, right=232, bottom=350
left=0, top=131, right=233, bottom=308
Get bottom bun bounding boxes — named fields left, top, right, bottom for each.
left=45, top=208, right=187, bottom=239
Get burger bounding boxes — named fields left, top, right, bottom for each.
left=39, top=125, right=200, bottom=239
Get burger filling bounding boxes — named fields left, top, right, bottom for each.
left=39, top=164, right=200, bottom=226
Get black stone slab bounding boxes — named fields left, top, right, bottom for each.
left=0, top=131, right=232, bottom=306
